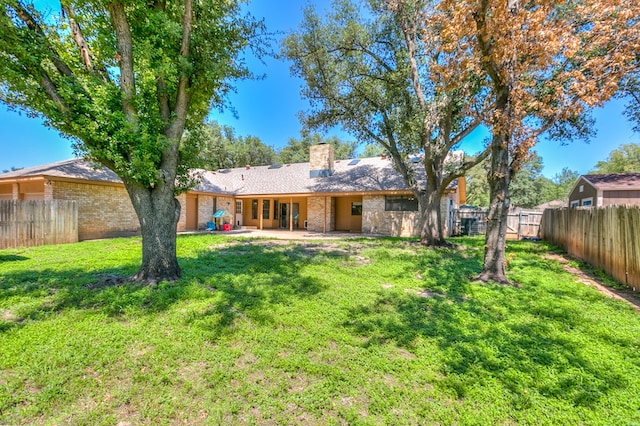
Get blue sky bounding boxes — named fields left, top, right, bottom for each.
left=1, top=0, right=638, bottom=177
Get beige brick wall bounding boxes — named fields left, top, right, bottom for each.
left=362, top=195, right=418, bottom=237
left=176, top=194, right=187, bottom=231
left=309, top=144, right=334, bottom=175
left=216, top=196, right=235, bottom=215
left=306, top=196, right=336, bottom=232
left=52, top=180, right=139, bottom=240
left=362, top=194, right=455, bottom=237
left=197, top=195, right=215, bottom=229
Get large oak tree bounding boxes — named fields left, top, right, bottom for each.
left=0, top=0, right=260, bottom=282
left=283, top=0, right=491, bottom=246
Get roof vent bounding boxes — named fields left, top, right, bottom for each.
left=245, top=165, right=250, bottom=170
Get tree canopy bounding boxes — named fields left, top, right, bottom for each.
left=192, top=121, right=277, bottom=170
left=465, top=154, right=579, bottom=209
left=592, top=143, right=640, bottom=173
left=277, top=133, right=357, bottom=164
left=0, top=0, right=261, bottom=282
left=284, top=0, right=490, bottom=246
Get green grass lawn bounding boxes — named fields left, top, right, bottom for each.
left=1, top=235, right=639, bottom=425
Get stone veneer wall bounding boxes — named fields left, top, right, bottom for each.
left=176, top=194, right=187, bottom=231
left=177, top=194, right=224, bottom=231
left=197, top=195, right=215, bottom=229
left=362, top=194, right=454, bottom=237
left=52, top=180, right=139, bottom=240
left=214, top=196, right=235, bottom=228
left=309, top=144, right=334, bottom=177
left=306, top=196, right=336, bottom=232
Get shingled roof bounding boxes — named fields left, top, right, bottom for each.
left=583, top=173, right=640, bottom=190
left=0, top=158, right=121, bottom=183
left=0, top=156, right=459, bottom=196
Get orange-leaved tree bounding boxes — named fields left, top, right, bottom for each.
left=429, top=0, right=640, bottom=283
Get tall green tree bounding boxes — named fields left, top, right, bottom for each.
left=193, top=121, right=277, bottom=170
left=277, top=133, right=357, bottom=164
left=466, top=154, right=574, bottom=209
left=592, top=143, right=640, bottom=173
left=284, top=0, right=490, bottom=246
left=509, top=153, right=544, bottom=208
left=0, top=0, right=260, bottom=282
left=361, top=143, right=386, bottom=158
left=544, top=168, right=580, bottom=201
left=465, top=160, right=490, bottom=208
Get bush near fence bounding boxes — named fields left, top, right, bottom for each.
left=0, top=200, right=78, bottom=249
left=541, top=206, right=640, bottom=291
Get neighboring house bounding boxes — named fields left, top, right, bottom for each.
left=0, top=144, right=466, bottom=240
left=568, top=173, right=640, bottom=207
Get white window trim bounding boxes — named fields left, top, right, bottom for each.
left=570, top=200, right=579, bottom=208
left=581, top=197, right=593, bottom=206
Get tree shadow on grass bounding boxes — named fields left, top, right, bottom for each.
left=176, top=241, right=329, bottom=340
left=0, top=254, right=29, bottom=262
left=344, top=242, right=628, bottom=411
left=0, top=240, right=326, bottom=339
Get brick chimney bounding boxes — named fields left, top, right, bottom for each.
left=309, top=143, right=334, bottom=178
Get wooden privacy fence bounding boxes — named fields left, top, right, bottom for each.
left=507, top=209, right=543, bottom=239
left=541, top=206, right=640, bottom=291
left=453, top=207, right=542, bottom=239
left=0, top=200, right=78, bottom=249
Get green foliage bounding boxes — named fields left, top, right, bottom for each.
left=277, top=133, right=357, bottom=163
left=361, top=143, right=386, bottom=158
left=0, top=0, right=261, bottom=186
left=465, top=160, right=491, bottom=208
left=283, top=0, right=491, bottom=244
left=189, top=121, right=278, bottom=170
left=509, top=153, right=550, bottom=208
left=545, top=168, right=581, bottom=201
left=1, top=235, right=639, bottom=423
left=466, top=155, right=580, bottom=208
left=592, top=143, right=640, bottom=173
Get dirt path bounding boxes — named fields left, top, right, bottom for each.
left=544, top=253, right=640, bottom=312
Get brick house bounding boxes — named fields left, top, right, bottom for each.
left=0, top=144, right=465, bottom=240
left=568, top=173, right=640, bottom=207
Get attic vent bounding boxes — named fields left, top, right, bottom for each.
left=410, top=156, right=421, bottom=163
left=268, top=164, right=283, bottom=169
left=348, top=159, right=360, bottom=166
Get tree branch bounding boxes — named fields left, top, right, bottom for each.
left=60, top=1, right=109, bottom=82
left=172, top=0, right=193, bottom=128
left=14, top=3, right=74, bottom=78
left=108, top=1, right=137, bottom=123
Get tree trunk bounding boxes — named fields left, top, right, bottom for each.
left=418, top=190, right=449, bottom=246
left=125, top=182, right=181, bottom=283
left=476, top=133, right=510, bottom=284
